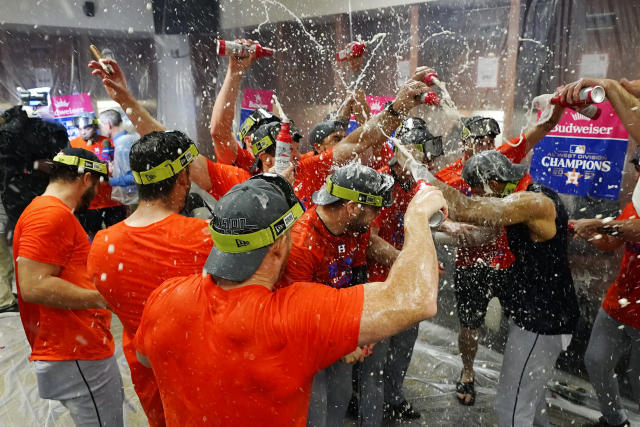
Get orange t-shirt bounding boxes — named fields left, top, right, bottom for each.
left=13, top=195, right=114, bottom=361
left=602, top=203, right=640, bottom=329
left=280, top=206, right=370, bottom=289
left=205, top=157, right=252, bottom=200
left=235, top=146, right=255, bottom=172
left=434, top=135, right=528, bottom=268
left=70, top=136, right=121, bottom=210
left=88, top=214, right=212, bottom=427
left=135, top=275, right=364, bottom=427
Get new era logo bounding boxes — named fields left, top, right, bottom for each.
left=570, top=145, right=586, bottom=154
left=235, top=239, right=250, bottom=248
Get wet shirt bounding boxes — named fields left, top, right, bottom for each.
left=369, top=181, right=418, bottom=282
left=281, top=206, right=370, bottom=289
left=503, top=183, right=579, bottom=335
left=435, top=135, right=528, bottom=268
left=70, top=135, right=121, bottom=210
left=135, top=275, right=363, bottom=427
left=204, top=157, right=252, bottom=200
left=602, top=203, right=640, bottom=329
left=13, top=195, right=114, bottom=361
left=88, top=213, right=212, bottom=427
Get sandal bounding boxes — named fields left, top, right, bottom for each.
left=455, top=372, right=476, bottom=406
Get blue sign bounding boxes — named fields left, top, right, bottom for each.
left=530, top=136, right=628, bottom=200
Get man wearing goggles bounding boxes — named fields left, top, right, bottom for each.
left=13, top=147, right=123, bottom=427
left=134, top=172, right=446, bottom=427
left=280, top=163, right=402, bottom=426
left=87, top=130, right=217, bottom=427
left=433, top=107, right=565, bottom=406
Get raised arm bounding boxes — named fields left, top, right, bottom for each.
left=396, top=145, right=557, bottom=242
left=358, top=186, right=445, bottom=345
left=557, top=78, right=640, bottom=144
left=210, top=40, right=258, bottom=164
left=332, top=79, right=427, bottom=164
left=522, top=103, right=565, bottom=154
left=89, top=58, right=165, bottom=136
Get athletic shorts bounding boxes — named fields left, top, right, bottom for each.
left=453, top=264, right=507, bottom=329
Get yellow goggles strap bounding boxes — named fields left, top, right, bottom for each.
left=132, top=144, right=199, bottom=185
left=53, top=153, right=108, bottom=176
left=209, top=202, right=303, bottom=253
left=251, top=135, right=274, bottom=156
left=326, top=176, right=383, bottom=207
left=237, top=116, right=256, bottom=141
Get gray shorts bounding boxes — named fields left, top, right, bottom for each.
left=34, top=355, right=124, bottom=427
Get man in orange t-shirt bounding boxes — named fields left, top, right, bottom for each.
left=433, top=112, right=563, bottom=405
left=70, top=114, right=127, bottom=239
left=13, top=147, right=122, bottom=426
left=135, top=173, right=445, bottom=427
left=88, top=130, right=213, bottom=427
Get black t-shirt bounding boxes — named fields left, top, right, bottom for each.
left=502, top=183, right=579, bottom=335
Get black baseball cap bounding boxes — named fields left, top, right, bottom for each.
left=312, top=163, right=394, bottom=208
left=309, top=120, right=347, bottom=144
left=237, top=108, right=280, bottom=142
left=461, top=116, right=501, bottom=140
left=462, top=150, right=527, bottom=187
left=396, top=117, right=444, bottom=158
left=205, top=173, right=304, bottom=282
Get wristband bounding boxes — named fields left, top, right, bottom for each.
left=384, top=101, right=400, bottom=117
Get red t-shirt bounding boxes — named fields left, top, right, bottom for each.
left=135, top=275, right=364, bottom=427
left=87, top=214, right=212, bottom=427
left=602, top=203, right=640, bottom=329
left=205, top=157, right=252, bottom=200
left=369, top=182, right=418, bottom=282
left=70, top=136, right=121, bottom=210
left=235, top=146, right=255, bottom=172
left=280, top=206, right=370, bottom=289
left=434, top=135, right=528, bottom=268
left=13, top=195, right=114, bottom=361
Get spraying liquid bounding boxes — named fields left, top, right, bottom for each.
left=424, top=72, right=461, bottom=122
left=216, top=40, right=275, bottom=58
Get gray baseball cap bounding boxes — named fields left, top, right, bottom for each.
left=312, top=163, right=394, bottom=208
left=462, top=150, right=527, bottom=187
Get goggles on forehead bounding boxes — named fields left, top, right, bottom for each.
left=132, top=143, right=199, bottom=185
left=393, top=137, right=444, bottom=158
left=396, top=118, right=427, bottom=137
left=237, top=108, right=277, bottom=141
left=53, top=153, right=108, bottom=176
left=74, top=116, right=99, bottom=129
left=208, top=173, right=304, bottom=253
left=462, top=117, right=500, bottom=140
left=326, top=175, right=391, bottom=208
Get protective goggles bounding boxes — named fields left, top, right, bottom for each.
left=326, top=175, right=392, bottom=208
left=74, top=116, right=99, bottom=129
left=132, top=143, right=198, bottom=185
left=251, top=133, right=276, bottom=156
left=237, top=108, right=277, bottom=141
left=393, top=136, right=444, bottom=158
left=462, top=117, right=500, bottom=140
left=53, top=153, right=108, bottom=176
left=396, top=117, right=427, bottom=138
left=208, top=173, right=304, bottom=253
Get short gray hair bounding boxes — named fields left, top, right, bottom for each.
left=99, top=109, right=122, bottom=126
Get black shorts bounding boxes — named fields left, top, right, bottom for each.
left=453, top=265, right=508, bottom=329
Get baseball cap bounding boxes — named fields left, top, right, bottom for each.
left=461, top=116, right=500, bottom=140
left=312, top=163, right=394, bottom=208
left=205, top=173, right=304, bottom=282
left=462, top=150, right=527, bottom=187
left=395, top=117, right=443, bottom=158
left=53, top=147, right=108, bottom=176
left=309, top=120, right=347, bottom=144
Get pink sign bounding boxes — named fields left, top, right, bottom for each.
left=547, top=102, right=629, bottom=140
left=241, top=89, right=274, bottom=111
left=50, top=93, right=94, bottom=118
left=365, top=96, right=395, bottom=115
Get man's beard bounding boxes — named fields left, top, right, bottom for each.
left=346, top=220, right=370, bottom=234
left=79, top=185, right=97, bottom=210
